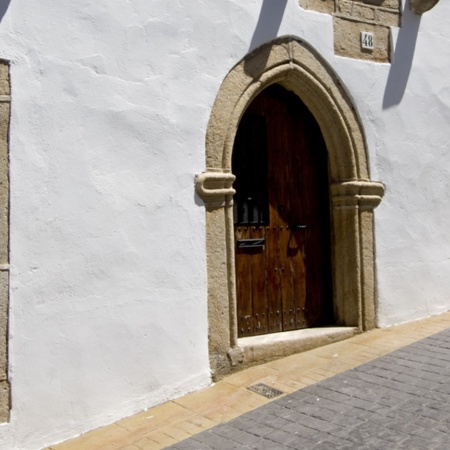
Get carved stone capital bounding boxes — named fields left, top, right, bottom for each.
left=195, top=171, right=236, bottom=207
left=331, top=180, right=385, bottom=208
left=410, top=0, right=440, bottom=14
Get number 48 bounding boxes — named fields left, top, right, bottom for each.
left=361, top=32, right=374, bottom=50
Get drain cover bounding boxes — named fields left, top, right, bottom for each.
left=247, top=383, right=284, bottom=399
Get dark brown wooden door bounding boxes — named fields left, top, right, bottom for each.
left=233, top=84, right=332, bottom=338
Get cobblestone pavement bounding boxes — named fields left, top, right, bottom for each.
left=165, top=328, right=450, bottom=450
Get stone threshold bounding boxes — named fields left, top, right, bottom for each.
left=238, top=326, right=358, bottom=365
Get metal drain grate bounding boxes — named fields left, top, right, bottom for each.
left=247, top=383, right=284, bottom=399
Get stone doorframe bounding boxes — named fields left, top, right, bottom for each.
left=195, top=37, right=385, bottom=378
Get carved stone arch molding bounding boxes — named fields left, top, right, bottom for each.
left=196, top=37, right=384, bottom=378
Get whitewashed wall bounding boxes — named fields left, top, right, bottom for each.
left=333, top=2, right=450, bottom=326
left=0, top=0, right=448, bottom=448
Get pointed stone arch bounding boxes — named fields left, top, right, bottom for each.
left=196, top=37, right=384, bottom=378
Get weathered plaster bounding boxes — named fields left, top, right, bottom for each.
left=0, top=0, right=448, bottom=449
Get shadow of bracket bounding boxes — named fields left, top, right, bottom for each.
left=244, top=0, right=289, bottom=78
left=249, top=0, right=288, bottom=52
left=382, top=4, right=421, bottom=109
left=0, top=1, right=11, bottom=23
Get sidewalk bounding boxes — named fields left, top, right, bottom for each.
left=48, top=311, right=450, bottom=450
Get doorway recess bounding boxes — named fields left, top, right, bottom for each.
left=196, top=37, right=384, bottom=378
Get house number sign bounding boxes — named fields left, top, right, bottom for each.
left=361, top=32, right=374, bottom=50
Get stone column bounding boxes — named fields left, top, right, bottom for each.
left=331, top=181, right=384, bottom=331
left=0, top=61, right=9, bottom=422
left=196, top=171, right=240, bottom=378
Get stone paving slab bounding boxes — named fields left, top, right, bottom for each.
left=166, top=327, right=450, bottom=450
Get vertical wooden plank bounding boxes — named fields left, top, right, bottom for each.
left=286, top=95, right=307, bottom=329
left=279, top=112, right=296, bottom=331
left=280, top=226, right=297, bottom=331
left=235, top=226, right=254, bottom=337
left=272, top=93, right=300, bottom=332
left=301, top=105, right=333, bottom=327
left=265, top=222, right=282, bottom=333
left=265, top=91, right=284, bottom=333
left=233, top=102, right=270, bottom=338
left=249, top=225, right=268, bottom=335
left=291, top=234, right=307, bottom=329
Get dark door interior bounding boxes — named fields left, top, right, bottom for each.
left=233, top=84, right=333, bottom=338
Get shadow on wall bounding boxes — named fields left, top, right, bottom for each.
left=245, top=0, right=288, bottom=77
left=383, top=4, right=422, bottom=109
left=0, top=0, right=11, bottom=22
left=249, top=0, right=288, bottom=52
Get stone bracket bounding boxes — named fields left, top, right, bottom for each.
left=410, top=0, right=441, bottom=14
left=331, top=180, right=385, bottom=208
left=195, top=171, right=236, bottom=207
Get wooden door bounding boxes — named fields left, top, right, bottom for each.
left=233, top=84, right=332, bottom=338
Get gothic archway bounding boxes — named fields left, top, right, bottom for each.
left=196, top=37, right=384, bottom=378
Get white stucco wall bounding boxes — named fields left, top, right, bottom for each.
left=349, top=3, right=450, bottom=326
left=0, top=0, right=448, bottom=448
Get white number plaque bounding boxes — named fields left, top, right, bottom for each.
left=361, top=32, right=374, bottom=50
